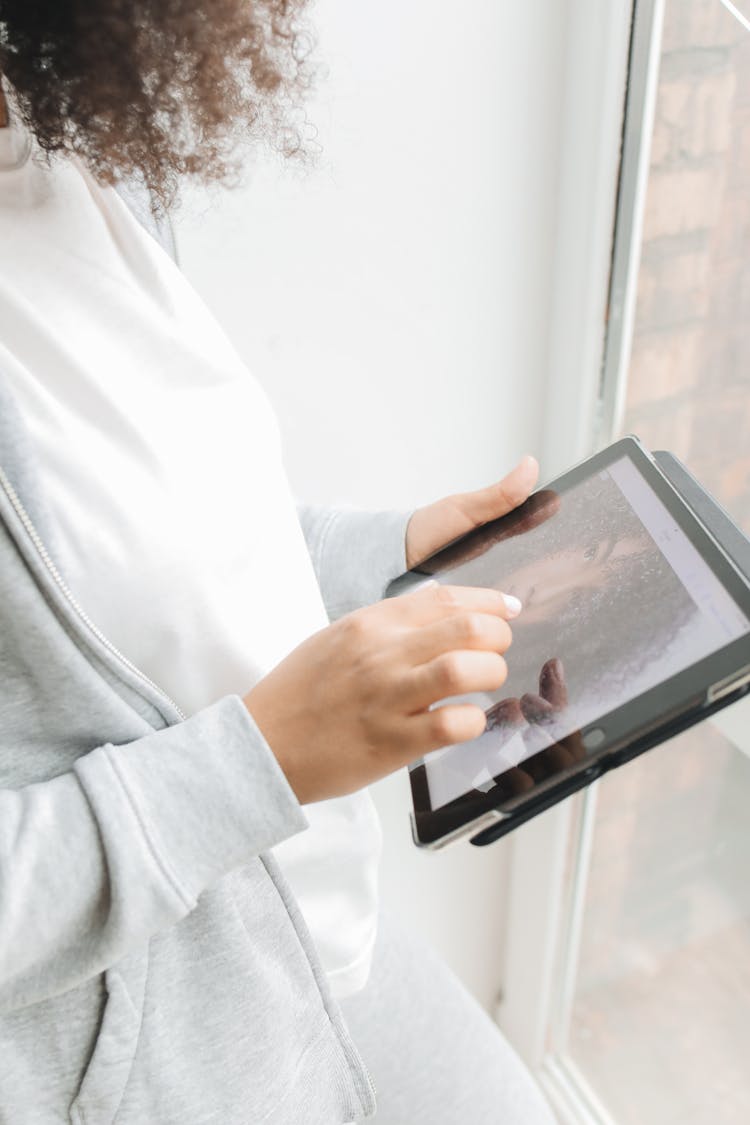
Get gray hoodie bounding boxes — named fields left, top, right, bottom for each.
left=0, top=203, right=413, bottom=1122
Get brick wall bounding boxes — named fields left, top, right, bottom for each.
left=622, top=0, right=750, bottom=533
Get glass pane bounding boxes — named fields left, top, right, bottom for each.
left=569, top=723, right=750, bottom=1123
left=624, top=0, right=750, bottom=533
left=563, top=3, right=750, bottom=1121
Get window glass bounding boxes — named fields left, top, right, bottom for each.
left=565, top=5, right=750, bottom=1120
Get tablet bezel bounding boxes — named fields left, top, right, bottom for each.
left=408, top=436, right=750, bottom=848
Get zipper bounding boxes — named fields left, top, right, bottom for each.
left=3, top=455, right=381, bottom=1112
left=0, top=464, right=186, bottom=721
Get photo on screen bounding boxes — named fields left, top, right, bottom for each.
left=417, top=458, right=750, bottom=810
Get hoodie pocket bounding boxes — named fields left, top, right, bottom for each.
left=69, top=951, right=149, bottom=1125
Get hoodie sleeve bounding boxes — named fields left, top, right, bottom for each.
left=0, top=693, right=307, bottom=1013
left=296, top=504, right=414, bottom=621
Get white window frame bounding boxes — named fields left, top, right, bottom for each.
left=495, top=1, right=666, bottom=1121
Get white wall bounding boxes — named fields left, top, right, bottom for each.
left=174, top=0, right=570, bottom=1012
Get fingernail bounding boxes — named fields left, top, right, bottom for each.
left=502, top=593, right=522, bottom=618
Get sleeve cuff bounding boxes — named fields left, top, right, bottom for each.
left=314, top=507, right=414, bottom=619
left=75, top=694, right=308, bottom=908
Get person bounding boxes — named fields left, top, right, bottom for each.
left=0, top=4, right=557, bottom=1122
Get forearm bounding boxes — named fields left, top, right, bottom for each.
left=1, top=695, right=306, bottom=1013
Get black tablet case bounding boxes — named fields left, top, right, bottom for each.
left=468, top=451, right=750, bottom=846
left=654, top=451, right=750, bottom=577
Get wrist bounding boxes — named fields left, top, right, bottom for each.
left=242, top=688, right=305, bottom=804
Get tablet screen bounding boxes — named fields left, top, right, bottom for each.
left=417, top=454, right=750, bottom=812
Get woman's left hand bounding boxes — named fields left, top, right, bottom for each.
left=405, top=455, right=540, bottom=569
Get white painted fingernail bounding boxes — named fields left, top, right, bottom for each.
left=502, top=593, right=522, bottom=617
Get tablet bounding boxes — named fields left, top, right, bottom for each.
left=390, top=436, right=750, bottom=849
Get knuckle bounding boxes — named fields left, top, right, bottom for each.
left=459, top=613, right=484, bottom=645
left=429, top=707, right=485, bottom=746
left=497, top=620, right=513, bottom=652
left=338, top=610, right=370, bottom=648
left=436, top=652, right=465, bottom=694
left=434, top=583, right=460, bottom=609
left=430, top=708, right=457, bottom=744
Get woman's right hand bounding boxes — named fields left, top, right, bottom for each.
left=243, top=581, right=518, bottom=804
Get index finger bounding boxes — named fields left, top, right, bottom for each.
left=400, top=580, right=522, bottom=623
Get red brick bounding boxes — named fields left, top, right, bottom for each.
left=635, top=248, right=711, bottom=327
left=627, top=327, right=702, bottom=404
left=643, top=164, right=726, bottom=240
left=662, top=0, right=748, bottom=51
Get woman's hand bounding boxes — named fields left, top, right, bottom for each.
left=404, top=455, right=539, bottom=570
left=244, top=581, right=519, bottom=804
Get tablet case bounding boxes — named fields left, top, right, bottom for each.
left=468, top=451, right=750, bottom=847
left=653, top=451, right=750, bottom=579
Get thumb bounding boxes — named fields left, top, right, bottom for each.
left=405, top=455, right=539, bottom=569
left=454, top=455, right=539, bottom=526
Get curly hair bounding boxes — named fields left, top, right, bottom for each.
left=0, top=0, right=314, bottom=208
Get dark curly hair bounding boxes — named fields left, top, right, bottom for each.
left=0, top=0, right=314, bottom=208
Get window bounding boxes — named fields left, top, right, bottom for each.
left=498, top=3, right=750, bottom=1120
